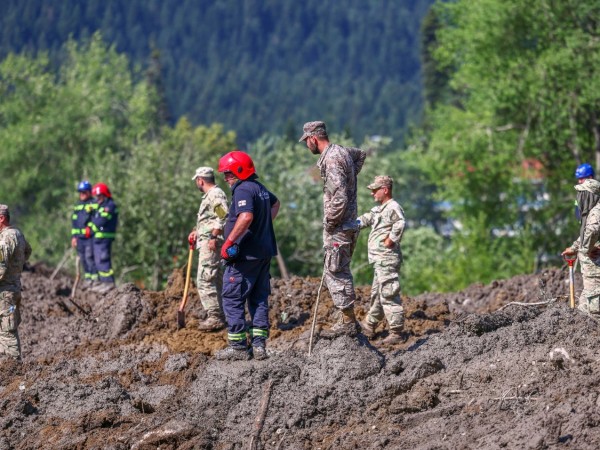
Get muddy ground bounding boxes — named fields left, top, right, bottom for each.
left=1, top=262, right=599, bottom=450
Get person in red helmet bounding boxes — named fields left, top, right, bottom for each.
left=216, top=150, right=280, bottom=361
left=88, top=183, right=119, bottom=294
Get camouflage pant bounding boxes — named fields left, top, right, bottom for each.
left=366, top=260, right=404, bottom=331
left=196, top=239, right=224, bottom=317
left=578, top=253, right=600, bottom=315
left=323, top=229, right=358, bottom=310
left=0, top=290, right=21, bottom=359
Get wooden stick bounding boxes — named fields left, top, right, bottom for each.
left=308, top=273, right=325, bottom=357
left=248, top=379, right=273, bottom=450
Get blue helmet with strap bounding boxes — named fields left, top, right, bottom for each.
left=77, top=180, right=92, bottom=192
left=575, top=163, right=594, bottom=179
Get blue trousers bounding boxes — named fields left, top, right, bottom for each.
left=93, top=238, right=114, bottom=283
left=76, top=237, right=97, bottom=280
left=222, top=258, right=271, bottom=348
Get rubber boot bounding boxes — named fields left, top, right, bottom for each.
left=320, top=307, right=359, bottom=339
left=360, top=318, right=377, bottom=338
left=197, top=315, right=226, bottom=332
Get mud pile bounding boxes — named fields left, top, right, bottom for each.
left=1, top=264, right=599, bottom=449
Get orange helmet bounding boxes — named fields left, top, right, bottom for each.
left=218, top=150, right=256, bottom=180
left=92, top=182, right=111, bottom=198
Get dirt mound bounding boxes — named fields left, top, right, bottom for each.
left=1, top=264, right=598, bottom=449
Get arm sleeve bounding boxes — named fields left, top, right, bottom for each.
left=347, top=147, right=366, bottom=175
left=324, top=166, right=349, bottom=226
left=388, top=208, right=406, bottom=243
left=357, top=211, right=374, bottom=229
left=581, top=213, right=600, bottom=254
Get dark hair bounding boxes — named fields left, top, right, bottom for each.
left=199, top=175, right=215, bottom=184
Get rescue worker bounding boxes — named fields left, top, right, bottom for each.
left=216, top=150, right=280, bottom=361
left=299, top=121, right=366, bottom=338
left=187, top=167, right=228, bottom=331
left=89, top=183, right=118, bottom=294
left=0, top=205, right=32, bottom=360
left=71, top=180, right=98, bottom=287
left=562, top=178, right=600, bottom=317
left=357, top=176, right=407, bottom=344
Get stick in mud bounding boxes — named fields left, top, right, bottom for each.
left=308, top=272, right=326, bottom=356
left=50, top=248, right=73, bottom=280
left=248, top=379, right=273, bottom=450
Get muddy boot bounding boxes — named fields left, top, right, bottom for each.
left=381, top=330, right=408, bottom=345
left=320, top=307, right=359, bottom=339
left=197, top=315, right=226, bottom=332
left=360, top=318, right=378, bottom=339
left=215, top=346, right=250, bottom=361
left=252, top=345, right=269, bottom=361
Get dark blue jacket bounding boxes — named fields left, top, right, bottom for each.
left=90, top=198, right=118, bottom=239
left=71, top=199, right=97, bottom=238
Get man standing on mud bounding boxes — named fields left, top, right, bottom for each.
left=357, top=176, right=407, bottom=344
left=71, top=180, right=98, bottom=287
left=562, top=179, right=600, bottom=317
left=299, top=121, right=366, bottom=338
left=216, top=151, right=280, bottom=361
left=0, top=205, right=32, bottom=360
left=187, top=167, right=229, bottom=331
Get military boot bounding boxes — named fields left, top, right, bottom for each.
left=359, top=318, right=378, bottom=339
left=381, top=330, right=408, bottom=345
left=198, top=315, right=226, bottom=332
left=320, top=307, right=359, bottom=339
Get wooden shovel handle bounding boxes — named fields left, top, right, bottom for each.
left=178, top=245, right=194, bottom=312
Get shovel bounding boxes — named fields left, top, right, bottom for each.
left=177, top=243, right=195, bottom=329
left=563, top=254, right=577, bottom=309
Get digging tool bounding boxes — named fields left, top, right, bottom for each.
left=308, top=271, right=325, bottom=357
left=50, top=248, right=73, bottom=280
left=563, top=254, right=577, bottom=309
left=71, top=255, right=81, bottom=300
left=177, top=243, right=195, bottom=329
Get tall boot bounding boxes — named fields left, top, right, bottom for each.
left=320, top=307, right=359, bottom=339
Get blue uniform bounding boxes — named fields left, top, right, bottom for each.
left=223, top=176, right=278, bottom=348
left=71, top=199, right=98, bottom=281
left=90, top=198, right=118, bottom=283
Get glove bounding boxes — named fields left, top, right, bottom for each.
left=221, top=238, right=239, bottom=261
left=188, top=234, right=196, bottom=246
left=84, top=226, right=92, bottom=238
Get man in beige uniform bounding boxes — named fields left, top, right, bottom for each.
left=188, top=167, right=229, bottom=331
left=0, top=205, right=32, bottom=360
left=357, top=176, right=406, bottom=344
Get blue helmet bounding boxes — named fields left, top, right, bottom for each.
left=77, top=180, right=92, bottom=192
left=575, top=163, right=594, bottom=179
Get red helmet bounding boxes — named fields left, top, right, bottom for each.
left=92, top=183, right=111, bottom=198
left=218, top=150, right=256, bottom=180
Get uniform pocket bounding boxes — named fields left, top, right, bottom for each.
left=222, top=268, right=243, bottom=299
left=200, top=266, right=218, bottom=283
left=0, top=291, right=20, bottom=332
left=381, top=278, right=400, bottom=298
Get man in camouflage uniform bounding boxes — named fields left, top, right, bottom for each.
left=0, top=205, right=32, bottom=360
left=299, top=121, right=366, bottom=338
left=357, top=176, right=407, bottom=344
left=188, top=167, right=229, bottom=331
left=562, top=178, right=600, bottom=316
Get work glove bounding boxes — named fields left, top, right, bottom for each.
left=84, top=226, right=92, bottom=238
left=188, top=234, right=196, bottom=246
left=221, top=238, right=239, bottom=261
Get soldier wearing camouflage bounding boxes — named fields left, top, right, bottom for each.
left=564, top=179, right=600, bottom=315
left=190, top=167, right=229, bottom=329
left=0, top=205, right=32, bottom=360
left=358, top=176, right=406, bottom=341
left=300, top=121, right=366, bottom=337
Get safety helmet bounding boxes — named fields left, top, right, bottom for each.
left=92, top=182, right=112, bottom=198
left=575, top=163, right=595, bottom=179
left=77, top=180, right=92, bottom=192
left=218, top=150, right=256, bottom=180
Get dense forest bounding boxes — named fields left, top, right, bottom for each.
left=0, top=0, right=434, bottom=144
left=0, top=0, right=599, bottom=295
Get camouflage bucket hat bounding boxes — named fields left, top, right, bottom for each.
left=299, top=121, right=327, bottom=142
left=367, top=175, right=393, bottom=190
left=574, top=179, right=600, bottom=195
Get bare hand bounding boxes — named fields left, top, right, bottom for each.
left=208, top=239, right=217, bottom=252
left=71, top=237, right=77, bottom=248
left=384, top=237, right=395, bottom=248
left=561, top=247, right=576, bottom=257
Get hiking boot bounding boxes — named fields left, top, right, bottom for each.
left=360, top=319, right=378, bottom=338
left=381, top=330, right=408, bottom=345
left=252, top=346, right=269, bottom=360
left=320, top=307, right=359, bottom=339
left=215, top=346, right=250, bottom=361
left=92, top=282, right=115, bottom=294
left=198, top=315, right=226, bottom=332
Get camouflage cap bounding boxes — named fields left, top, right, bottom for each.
left=575, top=178, right=600, bottom=195
left=298, top=121, right=327, bottom=142
left=367, top=175, right=393, bottom=190
left=0, top=204, right=8, bottom=216
left=192, top=166, right=214, bottom=180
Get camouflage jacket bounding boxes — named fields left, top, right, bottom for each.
left=572, top=203, right=600, bottom=256
left=0, top=226, right=32, bottom=292
left=358, top=199, right=405, bottom=264
left=196, top=185, right=228, bottom=244
left=317, top=143, right=366, bottom=232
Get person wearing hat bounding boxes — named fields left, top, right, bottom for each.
left=299, top=121, right=366, bottom=338
left=71, top=180, right=98, bottom=287
left=357, top=176, right=407, bottom=344
left=562, top=178, right=600, bottom=316
left=0, top=205, right=32, bottom=360
left=187, top=167, right=229, bottom=331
